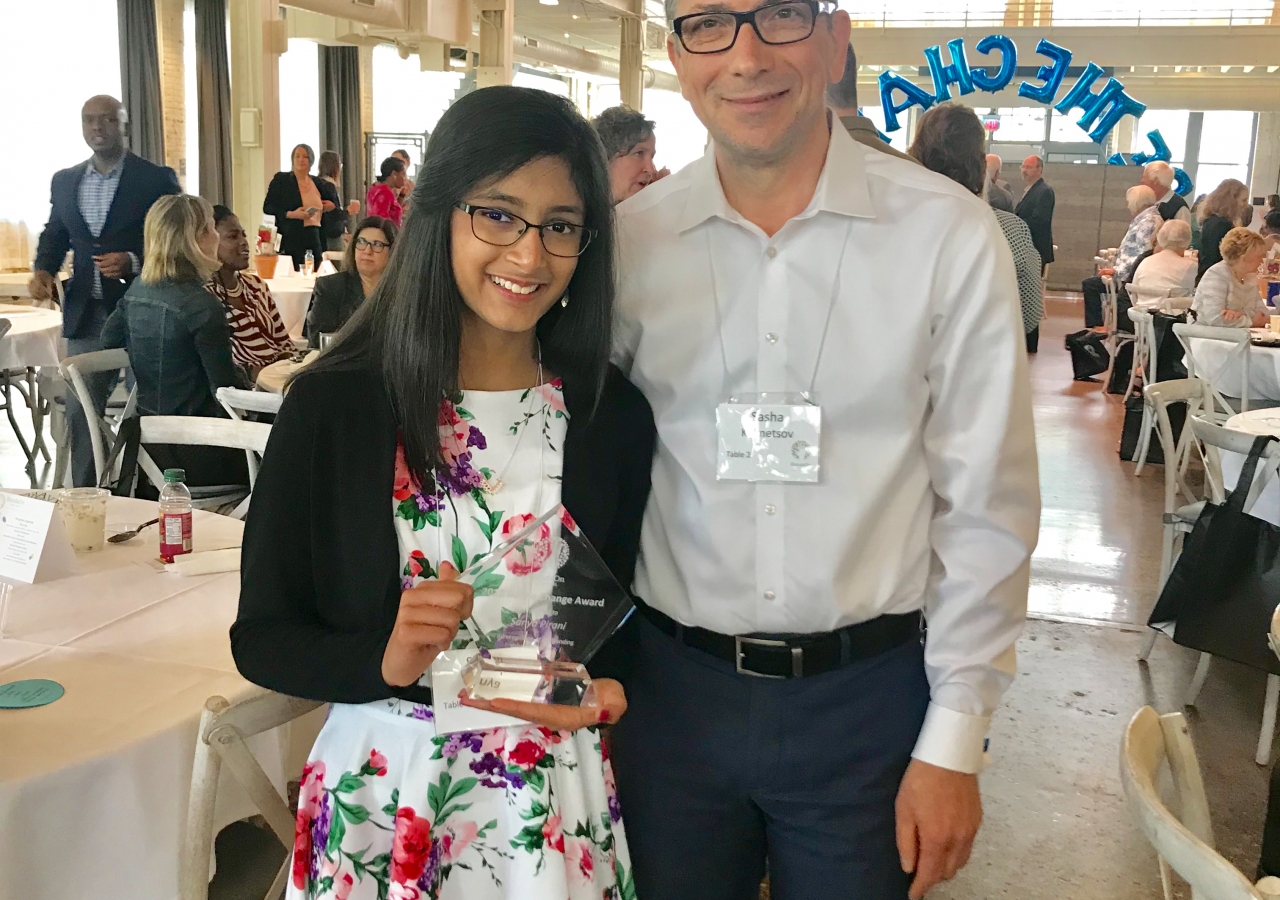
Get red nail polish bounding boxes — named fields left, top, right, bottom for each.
left=598, top=710, right=610, bottom=724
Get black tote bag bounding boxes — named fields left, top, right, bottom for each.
left=1148, top=435, right=1280, bottom=674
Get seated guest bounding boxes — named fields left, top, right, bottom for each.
left=1197, top=178, right=1250, bottom=282
left=1080, top=185, right=1161, bottom=328
left=592, top=106, right=668, bottom=204
left=365, top=156, right=406, bottom=227
left=908, top=103, right=1042, bottom=351
left=100, top=194, right=249, bottom=488
left=1262, top=209, right=1280, bottom=252
left=305, top=216, right=397, bottom=347
left=205, top=205, right=293, bottom=373
left=1192, top=227, right=1270, bottom=328
left=1130, top=219, right=1197, bottom=300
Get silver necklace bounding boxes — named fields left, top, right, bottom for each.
left=476, top=345, right=544, bottom=496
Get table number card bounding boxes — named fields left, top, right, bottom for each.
left=0, top=491, right=79, bottom=585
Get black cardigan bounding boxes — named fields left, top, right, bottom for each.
left=231, top=363, right=656, bottom=704
left=304, top=270, right=365, bottom=347
left=262, top=171, right=340, bottom=253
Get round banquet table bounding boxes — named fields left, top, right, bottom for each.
left=0, top=302, right=61, bottom=371
left=255, top=350, right=318, bottom=394
left=1188, top=332, right=1280, bottom=407
left=264, top=275, right=315, bottom=342
left=1221, top=409, right=1280, bottom=527
left=0, top=495, right=324, bottom=900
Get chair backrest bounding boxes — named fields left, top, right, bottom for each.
left=60, top=349, right=134, bottom=485
left=1120, top=707, right=1262, bottom=900
left=0, top=319, right=11, bottom=341
left=1173, top=323, right=1252, bottom=417
left=216, top=386, right=282, bottom=420
left=1189, top=415, right=1280, bottom=508
left=1145, top=379, right=1210, bottom=515
left=139, top=415, right=271, bottom=453
left=1129, top=308, right=1156, bottom=393
left=180, top=688, right=324, bottom=900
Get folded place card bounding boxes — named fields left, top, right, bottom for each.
left=0, top=491, right=79, bottom=585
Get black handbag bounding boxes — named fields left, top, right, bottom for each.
left=1065, top=329, right=1110, bottom=381
left=1148, top=435, right=1280, bottom=674
left=1118, top=394, right=1185, bottom=464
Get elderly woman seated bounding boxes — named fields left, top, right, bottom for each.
left=1130, top=218, right=1197, bottom=301
left=1081, top=185, right=1161, bottom=328
left=1192, top=227, right=1270, bottom=328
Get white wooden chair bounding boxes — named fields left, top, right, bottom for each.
left=137, top=416, right=272, bottom=520
left=1142, top=414, right=1280, bottom=765
left=35, top=369, right=70, bottom=488
left=216, top=387, right=283, bottom=420
left=179, top=688, right=323, bottom=900
left=1174, top=323, right=1255, bottom=419
left=1120, top=706, right=1269, bottom=900
left=1128, top=307, right=1158, bottom=472
left=60, top=349, right=135, bottom=486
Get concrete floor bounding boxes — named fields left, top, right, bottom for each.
left=1, top=296, right=1273, bottom=898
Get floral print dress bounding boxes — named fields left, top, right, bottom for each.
left=288, top=381, right=634, bottom=900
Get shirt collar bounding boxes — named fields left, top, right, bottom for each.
left=86, top=154, right=126, bottom=179
left=677, top=119, right=875, bottom=234
left=1159, top=188, right=1175, bottom=203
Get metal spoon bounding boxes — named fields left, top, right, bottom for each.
left=108, top=518, right=159, bottom=543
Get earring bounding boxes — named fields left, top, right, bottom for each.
left=561, top=295, right=569, bottom=308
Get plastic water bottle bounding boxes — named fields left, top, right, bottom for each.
left=158, top=468, right=193, bottom=563
left=303, top=250, right=315, bottom=277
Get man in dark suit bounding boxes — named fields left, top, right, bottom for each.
left=826, top=46, right=916, bottom=164
left=1015, top=155, right=1055, bottom=273
left=29, top=95, right=181, bottom=486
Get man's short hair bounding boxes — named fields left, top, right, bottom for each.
left=1155, top=218, right=1191, bottom=252
left=1144, top=161, right=1174, bottom=191
left=1126, top=185, right=1158, bottom=215
left=826, top=46, right=859, bottom=110
left=591, top=106, right=655, bottom=160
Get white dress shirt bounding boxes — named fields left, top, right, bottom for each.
left=1130, top=250, right=1197, bottom=299
left=614, top=123, right=1041, bottom=774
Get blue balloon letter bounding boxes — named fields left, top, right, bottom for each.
left=1107, top=152, right=1129, bottom=166
left=1130, top=130, right=1171, bottom=166
left=923, top=39, right=975, bottom=103
left=969, top=34, right=1017, bottom=93
left=1017, top=39, right=1073, bottom=104
left=1055, top=64, right=1148, bottom=143
left=878, top=70, right=936, bottom=132
left=1173, top=167, right=1193, bottom=197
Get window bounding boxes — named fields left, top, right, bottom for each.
left=1048, top=109, right=1095, bottom=144
left=278, top=39, right=320, bottom=173
left=183, top=0, right=198, bottom=193
left=1130, top=110, right=1189, bottom=166
left=513, top=70, right=570, bottom=97
left=859, top=105, right=909, bottom=154
left=371, top=44, right=463, bottom=137
left=0, top=0, right=121, bottom=257
left=643, top=88, right=709, bottom=175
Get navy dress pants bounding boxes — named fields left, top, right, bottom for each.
left=610, top=614, right=931, bottom=900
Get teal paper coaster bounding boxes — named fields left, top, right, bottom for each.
left=0, top=679, right=65, bottom=709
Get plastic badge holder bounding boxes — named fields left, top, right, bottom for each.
left=457, top=503, right=634, bottom=708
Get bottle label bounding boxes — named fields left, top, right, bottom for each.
left=159, top=511, right=193, bottom=562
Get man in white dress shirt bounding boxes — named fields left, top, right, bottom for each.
left=608, top=2, right=1040, bottom=899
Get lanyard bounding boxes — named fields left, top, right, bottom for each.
left=705, top=220, right=854, bottom=399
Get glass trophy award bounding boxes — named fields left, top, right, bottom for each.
left=457, top=503, right=634, bottom=708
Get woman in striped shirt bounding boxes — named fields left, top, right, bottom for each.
left=206, top=205, right=294, bottom=374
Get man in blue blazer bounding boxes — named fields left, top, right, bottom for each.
left=29, top=95, right=181, bottom=486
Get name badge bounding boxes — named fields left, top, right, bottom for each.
left=716, top=393, right=821, bottom=483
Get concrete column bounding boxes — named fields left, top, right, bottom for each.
left=1184, top=111, right=1204, bottom=192
left=1114, top=115, right=1134, bottom=157
left=1252, top=112, right=1280, bottom=197
left=476, top=0, right=514, bottom=88
left=359, top=45, right=374, bottom=187
left=155, top=0, right=186, bottom=186
left=618, top=0, right=644, bottom=111
left=229, top=0, right=282, bottom=224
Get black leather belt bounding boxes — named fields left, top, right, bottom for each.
left=636, top=600, right=922, bottom=679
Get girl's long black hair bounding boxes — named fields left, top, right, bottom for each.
left=303, top=86, right=616, bottom=493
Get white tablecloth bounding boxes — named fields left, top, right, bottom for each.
left=255, top=351, right=318, bottom=394
left=0, top=273, right=33, bottom=301
left=1189, top=334, right=1280, bottom=405
left=264, top=276, right=315, bottom=342
left=0, top=496, right=323, bottom=900
left=0, top=303, right=61, bottom=370
left=1221, top=409, right=1280, bottom=526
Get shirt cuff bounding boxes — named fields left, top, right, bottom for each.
left=911, top=702, right=991, bottom=774
left=127, top=252, right=140, bottom=275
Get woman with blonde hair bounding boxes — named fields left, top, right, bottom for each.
left=1197, top=178, right=1251, bottom=281
left=101, top=193, right=249, bottom=491
left=1192, top=226, right=1270, bottom=328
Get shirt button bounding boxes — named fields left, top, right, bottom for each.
left=765, top=332, right=778, bottom=344
left=763, top=590, right=777, bottom=601
left=766, top=246, right=777, bottom=259
left=764, top=504, right=776, bottom=515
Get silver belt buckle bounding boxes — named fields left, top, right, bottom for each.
left=734, top=635, right=799, bottom=679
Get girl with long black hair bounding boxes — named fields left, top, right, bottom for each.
left=233, top=87, right=655, bottom=900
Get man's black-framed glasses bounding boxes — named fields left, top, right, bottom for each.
left=673, top=0, right=833, bottom=54
left=456, top=203, right=595, bottom=258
